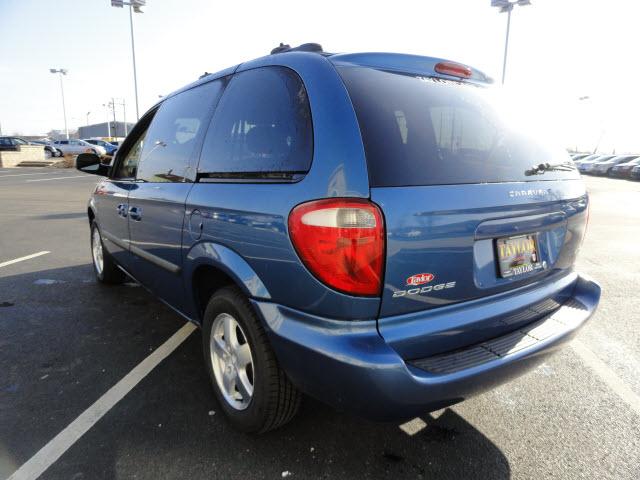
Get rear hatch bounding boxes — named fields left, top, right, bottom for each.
left=337, top=62, right=588, bottom=356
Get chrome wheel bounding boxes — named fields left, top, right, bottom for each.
left=210, top=313, right=254, bottom=410
left=92, top=228, right=104, bottom=275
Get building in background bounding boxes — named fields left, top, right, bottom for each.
left=78, top=122, right=134, bottom=139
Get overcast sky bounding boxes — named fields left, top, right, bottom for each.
left=1, top=0, right=638, bottom=152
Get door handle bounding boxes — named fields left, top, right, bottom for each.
left=117, top=203, right=128, bottom=218
left=129, top=206, right=143, bottom=221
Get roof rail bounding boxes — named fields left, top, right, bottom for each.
left=270, top=42, right=323, bottom=55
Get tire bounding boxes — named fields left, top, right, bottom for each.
left=202, top=286, right=301, bottom=433
left=44, top=149, right=52, bottom=159
left=90, top=221, right=125, bottom=284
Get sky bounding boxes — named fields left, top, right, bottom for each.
left=0, top=0, right=638, bottom=152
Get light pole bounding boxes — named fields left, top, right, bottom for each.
left=102, top=103, right=112, bottom=137
left=578, top=96, right=606, bottom=154
left=111, top=0, right=145, bottom=120
left=86, top=111, right=91, bottom=125
left=491, top=0, right=531, bottom=85
left=49, top=68, right=69, bottom=139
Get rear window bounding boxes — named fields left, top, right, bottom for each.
left=339, top=67, right=580, bottom=187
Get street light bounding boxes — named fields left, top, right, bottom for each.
left=49, top=68, right=69, bottom=139
left=110, top=0, right=145, bottom=120
left=491, top=0, right=532, bottom=84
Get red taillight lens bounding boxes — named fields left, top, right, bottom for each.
left=434, top=61, right=472, bottom=79
left=288, top=199, right=385, bottom=296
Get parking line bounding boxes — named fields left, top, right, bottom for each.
left=0, top=172, right=56, bottom=178
left=6, top=322, right=196, bottom=480
left=0, top=251, right=50, bottom=269
left=26, top=176, right=87, bottom=182
left=572, top=340, right=640, bottom=416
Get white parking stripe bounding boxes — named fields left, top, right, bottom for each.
left=572, top=340, right=640, bottom=416
left=7, top=322, right=196, bottom=480
left=0, top=251, right=50, bottom=268
left=26, top=176, right=87, bottom=182
left=0, top=172, right=57, bottom=178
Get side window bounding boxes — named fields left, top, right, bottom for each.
left=14, top=138, right=27, bottom=145
left=136, top=80, right=224, bottom=183
left=113, top=129, right=148, bottom=179
left=198, top=66, right=313, bottom=176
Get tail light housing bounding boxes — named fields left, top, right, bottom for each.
left=288, top=198, right=385, bottom=296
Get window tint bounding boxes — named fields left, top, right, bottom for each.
left=339, top=67, right=580, bottom=186
left=198, top=66, right=312, bottom=176
left=113, top=129, right=148, bottom=179
left=0, top=138, right=11, bottom=146
left=13, top=138, right=27, bottom=145
left=136, top=80, right=223, bottom=182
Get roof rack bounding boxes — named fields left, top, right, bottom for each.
left=270, top=42, right=324, bottom=55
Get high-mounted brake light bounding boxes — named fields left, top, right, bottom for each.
left=288, top=199, right=385, bottom=296
left=434, top=61, right=472, bottom=79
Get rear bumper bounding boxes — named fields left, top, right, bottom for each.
left=253, top=274, right=600, bottom=421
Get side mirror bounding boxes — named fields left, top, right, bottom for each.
left=76, top=153, right=110, bottom=176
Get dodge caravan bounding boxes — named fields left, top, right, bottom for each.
left=76, top=43, right=600, bottom=433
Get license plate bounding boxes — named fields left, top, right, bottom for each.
left=495, top=234, right=543, bottom=278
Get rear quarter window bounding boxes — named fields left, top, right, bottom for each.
left=198, top=66, right=313, bottom=177
left=338, top=67, right=579, bottom=187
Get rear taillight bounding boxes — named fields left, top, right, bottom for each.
left=288, top=199, right=385, bottom=296
left=434, top=61, right=472, bottom=79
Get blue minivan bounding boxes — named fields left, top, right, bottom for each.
left=77, top=43, right=600, bottom=433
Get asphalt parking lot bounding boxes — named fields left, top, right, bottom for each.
left=0, top=168, right=639, bottom=480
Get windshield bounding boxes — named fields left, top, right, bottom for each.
left=339, top=66, right=580, bottom=187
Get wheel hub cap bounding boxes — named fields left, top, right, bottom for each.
left=210, top=313, right=254, bottom=410
left=92, top=229, right=104, bottom=274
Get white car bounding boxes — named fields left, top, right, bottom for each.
left=53, top=139, right=107, bottom=156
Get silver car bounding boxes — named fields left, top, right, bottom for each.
left=590, top=155, right=639, bottom=176
left=53, top=139, right=107, bottom=156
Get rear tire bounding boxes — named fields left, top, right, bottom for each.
left=90, top=221, right=125, bottom=284
left=202, top=286, right=301, bottom=433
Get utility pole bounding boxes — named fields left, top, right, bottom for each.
left=107, top=98, right=127, bottom=137
left=112, top=98, right=117, bottom=136
left=123, top=100, right=127, bottom=136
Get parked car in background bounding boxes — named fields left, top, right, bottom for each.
left=83, top=138, right=118, bottom=156
left=610, top=157, right=640, bottom=178
left=630, top=165, right=640, bottom=180
left=29, top=139, right=63, bottom=158
left=590, top=155, right=639, bottom=176
left=571, top=153, right=591, bottom=162
left=53, top=139, right=107, bottom=156
left=75, top=45, right=599, bottom=433
left=574, top=154, right=600, bottom=166
left=579, top=155, right=615, bottom=173
left=0, top=136, right=60, bottom=159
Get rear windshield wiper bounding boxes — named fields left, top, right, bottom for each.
left=525, top=162, right=576, bottom=176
